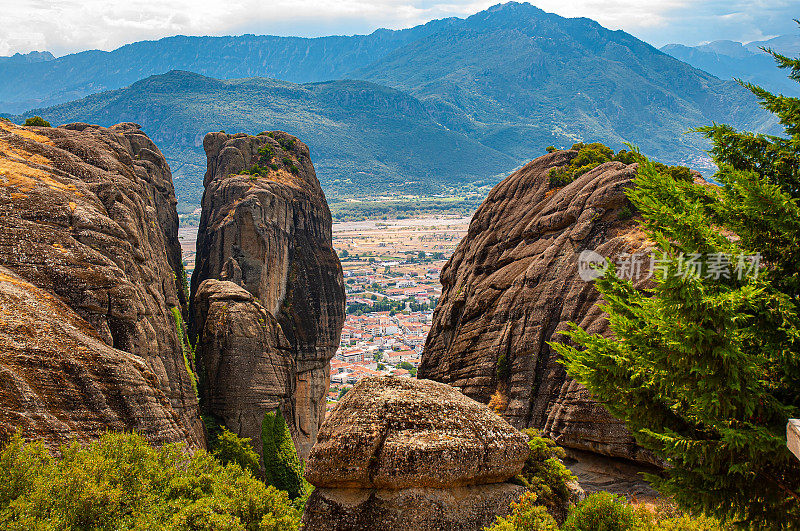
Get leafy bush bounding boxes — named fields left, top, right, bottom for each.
left=278, top=137, right=296, bottom=151
left=496, top=352, right=510, bottom=380
left=261, top=410, right=305, bottom=500
left=562, top=492, right=637, bottom=531
left=547, top=143, right=691, bottom=189
left=547, top=143, right=613, bottom=188
left=23, top=116, right=50, bottom=127
left=258, top=144, right=274, bottom=165
left=485, top=491, right=559, bottom=531
left=513, top=429, right=577, bottom=519
left=211, top=427, right=261, bottom=477
left=0, top=431, right=301, bottom=530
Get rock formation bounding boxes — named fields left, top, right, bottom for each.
left=0, top=266, right=192, bottom=447
left=191, top=131, right=345, bottom=460
left=418, top=150, right=657, bottom=464
left=192, top=279, right=294, bottom=459
left=302, top=377, right=529, bottom=530
left=0, top=120, right=203, bottom=448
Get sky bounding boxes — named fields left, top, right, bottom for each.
left=0, top=0, right=797, bottom=57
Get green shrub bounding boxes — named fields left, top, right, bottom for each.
left=513, top=430, right=576, bottom=517
left=548, top=142, right=613, bottom=188
left=617, top=204, right=636, bottom=221
left=261, top=410, right=304, bottom=500
left=562, top=492, right=637, bottom=531
left=546, top=146, right=558, bottom=153
left=278, top=137, right=296, bottom=151
left=0, top=431, right=301, bottom=530
left=258, top=144, right=274, bottom=165
left=496, top=352, right=510, bottom=380
left=23, top=116, right=50, bottom=127
left=547, top=143, right=688, bottom=189
left=211, top=427, right=261, bottom=477
left=170, top=306, right=197, bottom=395
left=485, top=492, right=559, bottom=530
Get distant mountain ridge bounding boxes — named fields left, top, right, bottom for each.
left=8, top=2, right=777, bottom=205
left=0, top=19, right=457, bottom=113
left=661, top=34, right=800, bottom=96
left=0, top=51, right=54, bottom=65
left=15, top=72, right=515, bottom=204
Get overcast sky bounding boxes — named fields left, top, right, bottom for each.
left=0, top=0, right=797, bottom=57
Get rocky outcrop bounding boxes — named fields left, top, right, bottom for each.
left=193, top=278, right=294, bottom=463
left=0, top=266, right=193, bottom=448
left=418, top=150, right=656, bottom=464
left=191, top=131, right=345, bottom=459
left=302, top=377, right=529, bottom=530
left=0, top=120, right=203, bottom=448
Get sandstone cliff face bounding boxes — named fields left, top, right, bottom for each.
left=191, top=131, right=345, bottom=459
left=0, top=120, right=203, bottom=448
left=0, top=266, right=192, bottom=447
left=302, top=377, right=529, bottom=530
left=419, top=151, right=655, bottom=464
left=193, top=279, right=294, bottom=462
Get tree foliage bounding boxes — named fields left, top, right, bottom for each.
left=553, top=42, right=800, bottom=527
left=211, top=428, right=261, bottom=478
left=23, top=116, right=50, bottom=127
left=0, top=431, right=300, bottom=530
left=547, top=143, right=691, bottom=188
left=261, top=410, right=305, bottom=500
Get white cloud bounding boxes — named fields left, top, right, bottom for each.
left=0, top=0, right=794, bottom=56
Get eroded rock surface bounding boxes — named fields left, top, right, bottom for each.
left=193, top=278, right=294, bottom=463
left=418, top=150, right=656, bottom=464
left=302, top=377, right=528, bottom=530
left=191, top=131, right=345, bottom=459
left=0, top=120, right=203, bottom=448
left=0, top=266, right=193, bottom=448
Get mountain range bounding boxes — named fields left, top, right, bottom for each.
left=5, top=2, right=779, bottom=206
left=661, top=34, right=800, bottom=97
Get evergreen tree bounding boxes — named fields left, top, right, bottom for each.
left=261, top=409, right=305, bottom=499
left=553, top=41, right=800, bottom=527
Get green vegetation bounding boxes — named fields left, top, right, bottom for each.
left=496, top=352, right=510, bottom=380
left=554, top=47, right=800, bottom=526
left=23, top=115, right=50, bottom=127
left=547, top=143, right=692, bottom=188
left=261, top=410, right=305, bottom=500
left=490, top=490, right=726, bottom=531
left=562, top=493, right=636, bottom=531
left=240, top=143, right=279, bottom=178
left=329, top=190, right=488, bottom=221
left=0, top=431, right=300, bottom=530
left=170, top=306, right=197, bottom=396
left=397, top=361, right=417, bottom=376
left=209, top=427, right=261, bottom=477
left=347, top=298, right=406, bottom=315
left=486, top=492, right=559, bottom=531
left=512, top=430, right=577, bottom=517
